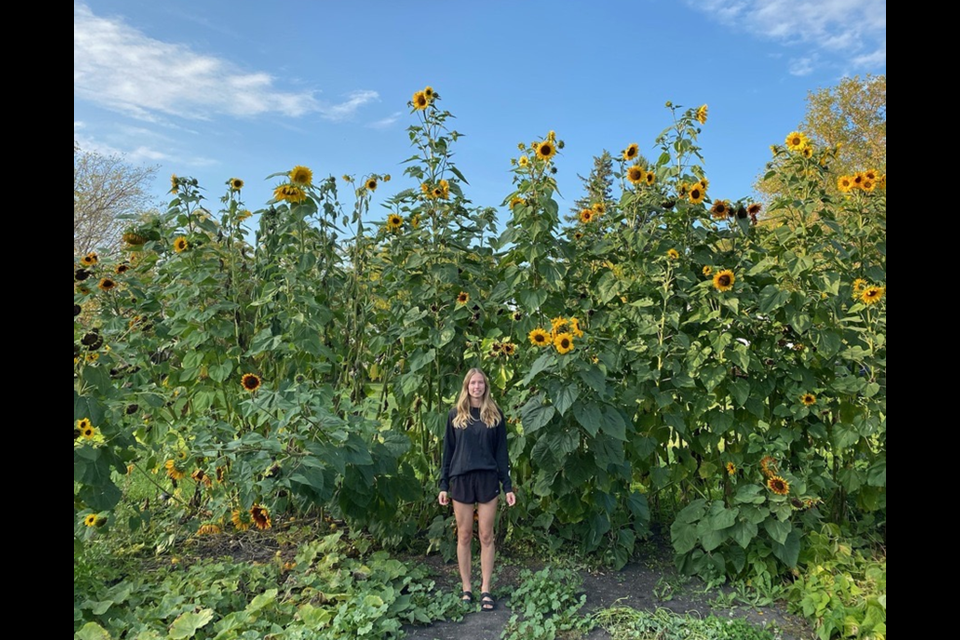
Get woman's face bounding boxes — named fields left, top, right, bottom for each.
left=467, top=373, right=486, bottom=400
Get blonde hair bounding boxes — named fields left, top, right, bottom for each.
left=452, top=368, right=502, bottom=429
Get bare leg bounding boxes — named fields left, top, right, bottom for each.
left=477, top=496, right=498, bottom=598
left=453, top=499, right=475, bottom=598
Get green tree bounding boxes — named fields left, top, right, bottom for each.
left=74, top=142, right=159, bottom=255
left=569, top=151, right=615, bottom=220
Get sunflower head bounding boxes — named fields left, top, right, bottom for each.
left=687, top=185, right=705, bottom=204
left=229, top=177, right=244, bottom=191
left=747, top=203, right=762, bottom=217
left=412, top=90, right=429, bottom=111
left=366, top=178, right=378, bottom=192
left=578, top=209, right=594, bottom=224
left=241, top=373, right=262, bottom=392
left=290, top=165, right=314, bottom=185
left=250, top=504, right=272, bottom=530
left=456, top=291, right=469, bottom=306
left=81, top=252, right=98, bottom=266
left=837, top=176, right=854, bottom=193
left=852, top=278, right=867, bottom=293
left=273, top=184, right=306, bottom=203
left=81, top=424, right=97, bottom=439
left=98, top=278, right=117, bottom=292
left=528, top=328, right=551, bottom=347
left=696, top=104, right=708, bottom=125
left=536, top=140, right=556, bottom=161
left=667, top=248, right=680, bottom=260
left=84, top=514, right=98, bottom=527
left=785, top=131, right=809, bottom=152
left=386, top=214, right=403, bottom=231
left=644, top=171, right=656, bottom=186
left=702, top=266, right=713, bottom=277
left=231, top=509, right=252, bottom=531
left=502, top=342, right=517, bottom=356
left=553, top=332, right=575, bottom=354
left=710, top=200, right=730, bottom=220
left=800, top=393, right=817, bottom=406
left=423, top=86, right=434, bottom=99
left=623, top=143, right=639, bottom=161
left=518, top=155, right=530, bottom=167
left=725, top=462, right=736, bottom=475
left=626, top=165, right=645, bottom=185
left=713, top=269, right=735, bottom=292
left=860, top=286, right=885, bottom=305
left=173, top=237, right=189, bottom=253
left=767, top=475, right=790, bottom=496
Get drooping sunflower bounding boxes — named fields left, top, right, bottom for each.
left=785, top=131, right=809, bottom=152
left=170, top=174, right=179, bottom=193
left=852, top=278, right=867, bottom=292
left=528, top=328, right=551, bottom=347
left=250, top=504, right=272, bottom=530
left=759, top=455, right=777, bottom=477
left=84, top=514, right=98, bottom=527
left=81, top=252, right=98, bottom=266
left=687, top=184, right=706, bottom=204
left=386, top=214, right=403, bottom=231
left=709, top=200, right=731, bottom=219
left=231, top=509, right=252, bottom=531
left=860, top=286, right=885, bottom=305
left=767, top=475, right=790, bottom=496
left=626, top=165, right=645, bottom=185
left=412, top=90, right=429, bottom=110
left=747, top=203, right=762, bottom=217
left=75, top=268, right=91, bottom=282
left=456, top=291, right=470, bottom=306
left=241, top=373, right=262, bottom=392
left=725, top=462, right=736, bottom=475
left=536, top=140, right=557, bottom=161
left=800, top=393, right=817, bottom=406
left=173, top=237, right=188, bottom=253
left=197, top=523, right=222, bottom=536
left=165, top=459, right=187, bottom=481
left=237, top=209, right=253, bottom=222
left=702, top=266, right=713, bottom=277
left=192, top=469, right=213, bottom=487
left=696, top=104, right=708, bottom=125
left=289, top=165, right=313, bottom=185
left=98, top=278, right=117, bottom=292
left=623, top=143, right=639, bottom=161
left=553, top=332, right=575, bottom=354
left=366, top=178, right=378, bottom=192
left=712, top=269, right=735, bottom=292
left=229, top=177, right=244, bottom=191
left=273, top=184, right=306, bottom=203
left=569, top=317, right=584, bottom=338
left=667, top=248, right=680, bottom=260
left=578, top=209, right=594, bottom=224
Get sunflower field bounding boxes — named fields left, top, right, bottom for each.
left=74, top=88, right=886, bottom=638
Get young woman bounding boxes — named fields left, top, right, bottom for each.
left=438, top=368, right=516, bottom=612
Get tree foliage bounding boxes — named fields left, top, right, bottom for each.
left=74, top=142, right=159, bottom=255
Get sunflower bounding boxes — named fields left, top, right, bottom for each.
left=747, top=203, right=762, bottom=217
left=837, top=175, right=854, bottom=192
left=170, top=174, right=179, bottom=193
left=860, top=286, right=885, bottom=305
left=709, top=200, right=731, bottom=220
left=569, top=317, right=584, bottom=338
left=366, top=178, right=378, bottom=192
left=84, top=514, right=98, bottom=527
left=75, top=268, right=91, bottom=282
left=77, top=417, right=92, bottom=431
left=550, top=316, right=569, bottom=333
left=456, top=291, right=470, bottom=306
left=800, top=393, right=817, bottom=406
left=702, top=266, right=713, bottom=277
left=98, top=278, right=117, bottom=292
left=197, top=523, right=222, bottom=536
left=173, top=237, right=188, bottom=253
left=667, top=248, right=680, bottom=260
left=554, top=332, right=575, bottom=354
left=192, top=469, right=213, bottom=487
left=712, top=269, right=735, bottom=292
left=412, top=90, right=429, bottom=110
left=623, top=143, right=639, bottom=161
left=229, top=177, right=244, bottom=191
left=290, top=165, right=313, bottom=185
left=785, top=131, right=809, bottom=152
left=231, top=509, right=252, bottom=531
left=687, top=185, right=705, bottom=204
left=644, top=171, right=656, bottom=186
left=528, top=328, right=551, bottom=347
left=81, top=424, right=97, bottom=439
left=767, top=475, right=790, bottom=495
left=852, top=278, right=867, bottom=292
left=725, top=462, right=736, bottom=475
left=424, top=86, right=435, bottom=99
left=386, top=214, right=403, bottom=231
left=273, top=184, right=306, bottom=203
left=238, top=373, right=262, bottom=392
left=573, top=231, right=583, bottom=241
left=759, top=455, right=777, bottom=477
left=578, top=209, right=594, bottom=224
left=696, top=104, right=708, bottom=125
left=237, top=209, right=253, bottom=222
left=250, top=504, right=272, bottom=530
left=502, top=342, right=517, bottom=356
left=536, top=140, right=557, bottom=161
left=81, top=252, right=98, bottom=266
left=626, top=165, right=645, bottom=185
left=861, top=178, right=876, bottom=191
left=592, top=202, right=606, bottom=214
left=165, top=459, right=187, bottom=481
left=518, top=155, right=530, bottom=167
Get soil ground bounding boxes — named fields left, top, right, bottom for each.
left=397, top=535, right=817, bottom=640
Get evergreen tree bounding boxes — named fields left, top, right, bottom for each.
left=568, top=150, right=615, bottom=222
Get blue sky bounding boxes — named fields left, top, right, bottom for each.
left=74, top=1, right=886, bottom=230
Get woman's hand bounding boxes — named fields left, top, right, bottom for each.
left=438, top=491, right=449, bottom=506
left=505, top=491, right=516, bottom=507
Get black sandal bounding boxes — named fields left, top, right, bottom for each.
left=461, top=590, right=474, bottom=604
left=480, top=591, right=496, bottom=611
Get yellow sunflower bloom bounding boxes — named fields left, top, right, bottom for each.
left=852, top=278, right=867, bottom=292
left=232, top=509, right=251, bottom=531
left=84, top=514, right=98, bottom=527
left=569, top=317, right=584, bottom=338
left=713, top=269, right=735, bottom=292
left=644, top=171, right=656, bottom=186
left=386, top=214, right=403, bottom=231
left=626, top=165, right=645, bottom=185
left=290, top=165, right=314, bottom=185
left=578, top=209, right=594, bottom=224
left=81, top=252, right=99, bottom=266
left=98, top=278, right=117, bottom=292
left=860, top=286, right=885, bottom=305
left=424, top=86, right=435, bottom=99
left=241, top=373, right=262, bottom=392
left=550, top=316, right=569, bottom=333
left=170, top=174, right=179, bottom=193
left=165, top=459, right=187, bottom=481
left=528, top=328, right=551, bottom=347
left=536, top=140, right=557, bottom=161
left=518, top=155, right=529, bottom=167
left=250, top=504, right=272, bottom=530
left=800, top=393, right=816, bottom=406
left=785, top=131, right=809, bottom=152
left=837, top=175, right=854, bottom=192
left=456, top=291, right=470, bottom=305
left=553, top=332, right=575, bottom=354
left=687, top=185, right=706, bottom=204
left=412, top=90, right=429, bottom=110
left=709, top=200, right=731, bottom=220
left=725, top=462, right=736, bottom=475
left=366, top=178, right=378, bottom=192
left=229, top=178, right=244, bottom=191
left=767, top=476, right=790, bottom=495
left=592, top=202, right=606, bottom=214
left=696, top=104, right=708, bottom=125
left=623, top=143, right=639, bottom=161
left=274, top=184, right=306, bottom=203
left=702, top=266, right=713, bottom=276
left=667, top=248, right=680, bottom=260
left=760, top=455, right=777, bottom=477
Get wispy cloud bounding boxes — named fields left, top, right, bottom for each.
left=73, top=2, right=377, bottom=122
left=687, top=0, right=885, bottom=74
left=367, top=112, right=404, bottom=130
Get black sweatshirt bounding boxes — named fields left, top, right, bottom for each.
left=439, top=406, right=512, bottom=493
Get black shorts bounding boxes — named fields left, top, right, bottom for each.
left=449, top=469, right=500, bottom=504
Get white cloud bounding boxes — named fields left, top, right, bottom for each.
left=74, top=3, right=377, bottom=122
left=687, top=0, right=886, bottom=71
left=367, top=112, right=404, bottom=130
left=788, top=56, right=816, bottom=76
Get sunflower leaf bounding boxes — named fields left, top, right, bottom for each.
left=168, top=608, right=215, bottom=639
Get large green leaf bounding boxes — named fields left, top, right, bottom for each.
left=168, top=608, right=214, bottom=639
left=520, top=397, right=555, bottom=435
left=601, top=406, right=627, bottom=441
left=553, top=383, right=580, bottom=416
left=758, top=285, right=791, bottom=314
left=574, top=403, right=602, bottom=437
left=771, top=528, right=801, bottom=567
left=763, top=518, right=792, bottom=545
